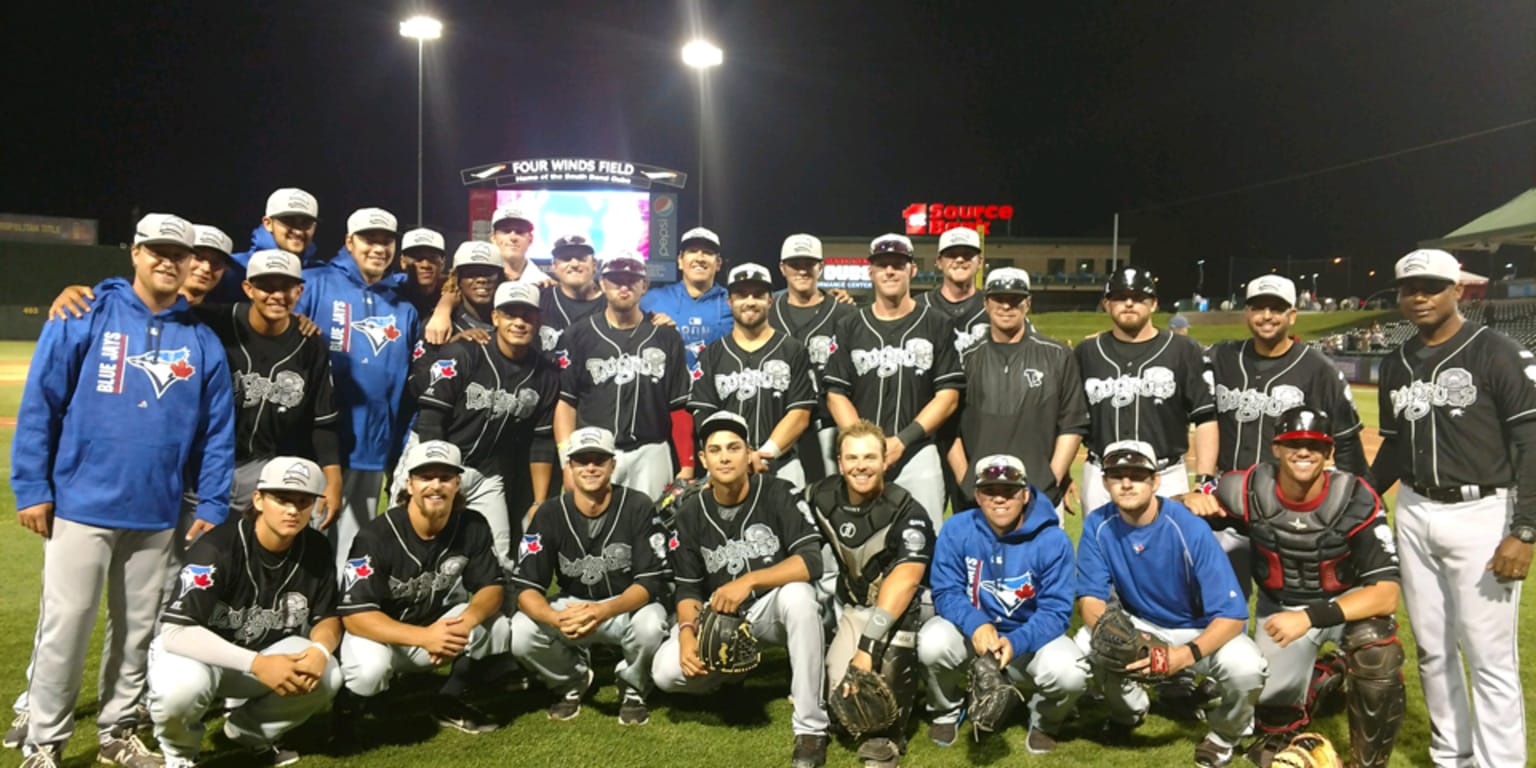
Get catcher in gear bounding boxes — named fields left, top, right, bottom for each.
left=1075, top=440, right=1266, bottom=768
left=919, top=454, right=1087, bottom=754
left=1212, top=407, right=1404, bottom=768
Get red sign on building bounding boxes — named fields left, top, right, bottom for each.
left=903, top=203, right=1014, bottom=236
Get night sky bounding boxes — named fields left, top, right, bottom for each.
left=3, top=1, right=1532, bottom=302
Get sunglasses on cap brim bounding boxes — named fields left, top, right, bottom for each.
left=976, top=464, right=1025, bottom=486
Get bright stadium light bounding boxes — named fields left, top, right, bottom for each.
left=399, top=15, right=443, bottom=40
left=681, top=39, right=723, bottom=69
left=400, top=15, right=443, bottom=226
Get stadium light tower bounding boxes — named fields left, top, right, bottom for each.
left=400, top=15, right=443, bottom=227
left=682, top=39, right=723, bottom=224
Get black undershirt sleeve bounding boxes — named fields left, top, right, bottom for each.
left=1509, top=419, right=1536, bottom=530
left=1366, top=435, right=1403, bottom=497
left=311, top=422, right=341, bottom=467
left=1331, top=430, right=1368, bottom=478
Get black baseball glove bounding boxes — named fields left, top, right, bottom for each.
left=1089, top=608, right=1173, bottom=683
left=966, top=654, right=1024, bottom=739
left=695, top=605, right=760, bottom=674
left=828, top=665, right=899, bottom=739
left=655, top=477, right=707, bottom=532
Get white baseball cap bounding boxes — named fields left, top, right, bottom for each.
left=493, top=281, right=540, bottom=311
left=245, top=250, right=304, bottom=281
left=403, top=440, right=464, bottom=474
left=870, top=233, right=915, bottom=259
left=1102, top=440, right=1158, bottom=471
left=492, top=205, right=533, bottom=228
left=346, top=208, right=397, bottom=235
left=401, top=228, right=445, bottom=252
left=133, top=213, right=196, bottom=249
left=726, top=263, right=773, bottom=291
left=1246, top=275, right=1297, bottom=307
left=984, top=268, right=1031, bottom=296
left=680, top=227, right=721, bottom=251
left=1395, top=249, right=1460, bottom=284
left=255, top=456, right=326, bottom=496
left=779, top=234, right=823, bottom=262
left=192, top=225, right=233, bottom=256
left=938, top=227, right=982, bottom=254
left=699, top=411, right=751, bottom=443
left=265, top=188, right=319, bottom=220
left=452, top=241, right=500, bottom=271
left=566, top=427, right=617, bottom=458
left=973, top=454, right=1027, bottom=487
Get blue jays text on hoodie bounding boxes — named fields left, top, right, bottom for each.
left=294, top=248, right=419, bottom=471
left=639, top=280, right=731, bottom=376
left=208, top=223, right=323, bottom=303
left=11, top=278, right=236, bottom=530
left=929, top=485, right=1076, bottom=656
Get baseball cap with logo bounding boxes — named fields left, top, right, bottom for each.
left=602, top=252, right=647, bottom=277
left=780, top=234, right=823, bottom=262
left=265, top=188, right=319, bottom=220
left=492, top=205, right=533, bottom=229
left=402, top=228, right=445, bottom=252
left=566, top=426, right=618, bottom=458
left=680, top=227, right=721, bottom=252
left=1246, top=275, right=1297, bottom=307
left=245, top=250, right=304, bottom=281
left=346, top=208, right=397, bottom=236
left=255, top=456, right=327, bottom=496
left=974, top=454, right=1028, bottom=488
left=984, top=267, right=1032, bottom=297
left=452, top=241, right=500, bottom=272
left=551, top=234, right=596, bottom=257
left=1394, top=249, right=1460, bottom=284
left=938, top=226, right=982, bottom=254
left=727, top=263, right=773, bottom=292
left=699, top=411, right=751, bottom=443
left=870, top=233, right=915, bottom=259
left=192, top=225, right=233, bottom=257
left=493, top=281, right=540, bottom=311
left=1101, top=440, right=1158, bottom=472
left=134, top=213, right=196, bottom=249
left=404, top=440, right=464, bottom=474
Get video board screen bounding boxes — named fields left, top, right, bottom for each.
left=494, top=188, right=651, bottom=262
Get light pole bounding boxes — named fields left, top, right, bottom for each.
left=681, top=39, right=723, bottom=225
left=1195, top=259, right=1206, bottom=295
left=400, top=15, right=443, bottom=227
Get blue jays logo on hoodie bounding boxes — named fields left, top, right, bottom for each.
left=124, top=347, right=196, bottom=398
left=966, top=556, right=1037, bottom=616
left=350, top=315, right=403, bottom=355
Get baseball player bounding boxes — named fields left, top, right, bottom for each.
left=804, top=420, right=934, bottom=765
left=334, top=441, right=511, bottom=743
left=554, top=253, right=693, bottom=498
left=1368, top=248, right=1534, bottom=768
left=918, top=227, right=988, bottom=355
left=293, top=207, right=420, bottom=574
left=490, top=203, right=548, bottom=284
left=509, top=426, right=670, bottom=725
left=689, top=263, right=818, bottom=488
left=1076, top=440, right=1266, bottom=768
left=651, top=412, right=830, bottom=768
left=210, top=188, right=323, bottom=303
left=11, top=214, right=235, bottom=768
left=148, top=457, right=343, bottom=768
left=768, top=234, right=854, bottom=481
left=539, top=234, right=606, bottom=370
left=1211, top=407, right=1403, bottom=768
left=949, top=268, right=1089, bottom=511
left=640, top=227, right=732, bottom=379
left=823, top=234, right=964, bottom=529
left=920, top=453, right=1088, bottom=754
left=397, top=227, right=447, bottom=317
left=183, top=224, right=235, bottom=304
left=412, top=240, right=505, bottom=366
left=1074, top=265, right=1218, bottom=514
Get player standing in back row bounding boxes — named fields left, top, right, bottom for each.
left=768, top=234, right=854, bottom=482
left=1368, top=248, right=1533, bottom=768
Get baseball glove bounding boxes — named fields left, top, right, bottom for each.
left=1269, top=732, right=1343, bottom=768
left=1089, top=608, right=1173, bottom=683
left=655, top=477, right=707, bottom=532
left=828, top=665, right=899, bottom=738
left=966, top=654, right=1024, bottom=739
left=695, top=605, right=760, bottom=674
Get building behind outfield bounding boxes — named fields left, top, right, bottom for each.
left=0, top=213, right=120, bottom=340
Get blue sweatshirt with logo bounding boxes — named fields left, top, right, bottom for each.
left=930, top=486, right=1076, bottom=655
left=294, top=248, right=418, bottom=470
left=11, top=278, right=236, bottom=530
left=640, top=280, right=731, bottom=376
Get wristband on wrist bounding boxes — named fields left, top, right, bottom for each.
left=309, top=641, right=330, bottom=656
left=1304, top=600, right=1346, bottom=628
left=758, top=440, right=781, bottom=460
left=678, top=622, right=697, bottom=635
left=861, top=608, right=895, bottom=643
left=897, top=422, right=926, bottom=447
left=1185, top=641, right=1204, bottom=663
left=856, top=634, right=884, bottom=657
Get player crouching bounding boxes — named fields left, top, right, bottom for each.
left=149, top=457, right=342, bottom=768
left=919, top=454, right=1088, bottom=754
left=333, top=441, right=512, bottom=746
left=1212, top=407, right=1404, bottom=768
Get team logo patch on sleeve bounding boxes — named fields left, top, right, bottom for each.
left=429, top=359, right=458, bottom=384
left=668, top=531, right=681, bottom=551
left=412, top=340, right=426, bottom=361
left=518, top=534, right=543, bottom=562
left=343, top=556, right=374, bottom=590
left=177, top=564, right=216, bottom=597
left=125, top=347, right=196, bottom=398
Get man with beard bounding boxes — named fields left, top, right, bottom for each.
left=823, top=234, right=964, bottom=530
left=294, top=208, right=419, bottom=574
left=210, top=188, right=322, bottom=302
left=397, top=228, right=447, bottom=318
left=556, top=254, right=693, bottom=498
left=690, top=263, right=817, bottom=488
left=768, top=234, right=854, bottom=481
left=917, top=227, right=988, bottom=354
left=641, top=227, right=732, bottom=380
left=510, top=427, right=669, bottom=726
left=651, top=412, right=830, bottom=768
left=539, top=235, right=606, bottom=370
left=806, top=420, right=934, bottom=766
left=334, top=441, right=510, bottom=742
left=1211, top=408, right=1404, bottom=768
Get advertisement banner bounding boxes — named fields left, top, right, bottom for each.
left=648, top=193, right=678, bottom=281
left=0, top=213, right=97, bottom=245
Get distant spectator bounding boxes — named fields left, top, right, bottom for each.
left=1168, top=314, right=1191, bottom=336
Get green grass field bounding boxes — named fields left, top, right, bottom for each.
left=0, top=313, right=1531, bottom=767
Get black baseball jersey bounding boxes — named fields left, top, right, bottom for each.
left=539, top=286, right=606, bottom=370
left=1074, top=330, right=1216, bottom=459
left=559, top=312, right=691, bottom=449
left=509, top=484, right=670, bottom=602
left=687, top=331, right=817, bottom=448
left=1216, top=464, right=1398, bottom=608
left=916, top=289, right=985, bottom=324
left=198, top=303, right=340, bottom=465
left=956, top=332, right=1089, bottom=502
left=768, top=295, right=854, bottom=423
left=949, top=304, right=991, bottom=357
left=668, top=475, right=823, bottom=605
left=822, top=306, right=965, bottom=463
left=338, top=505, right=502, bottom=626
left=415, top=340, right=559, bottom=475
left=1377, top=322, right=1536, bottom=489
left=804, top=477, right=934, bottom=607
left=407, top=303, right=495, bottom=398
left=1207, top=339, right=1366, bottom=474
left=162, top=517, right=338, bottom=650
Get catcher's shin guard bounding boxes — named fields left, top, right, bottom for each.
left=1342, top=617, right=1405, bottom=768
left=876, top=636, right=919, bottom=733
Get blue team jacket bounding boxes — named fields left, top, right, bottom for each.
left=639, top=281, right=731, bottom=374
left=11, top=278, right=235, bottom=530
left=930, top=485, right=1077, bottom=655
left=294, top=249, right=418, bottom=471
left=210, top=223, right=324, bottom=303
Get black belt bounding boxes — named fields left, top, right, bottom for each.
left=1408, top=484, right=1500, bottom=503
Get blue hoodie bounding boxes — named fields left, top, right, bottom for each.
left=930, top=485, right=1076, bottom=655
left=294, top=248, right=418, bottom=471
left=11, top=278, right=236, bottom=530
left=209, top=223, right=324, bottom=303
left=639, top=280, right=731, bottom=376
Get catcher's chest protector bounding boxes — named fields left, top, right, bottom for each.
left=1245, top=466, right=1367, bottom=602
left=811, top=480, right=910, bottom=606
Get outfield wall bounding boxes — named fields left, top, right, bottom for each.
left=0, top=242, right=128, bottom=340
